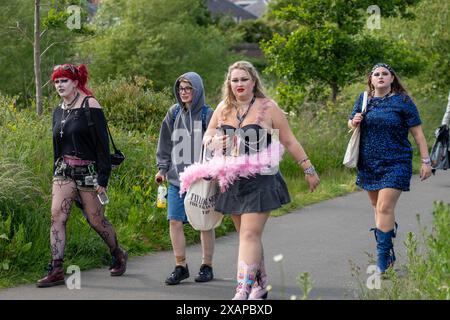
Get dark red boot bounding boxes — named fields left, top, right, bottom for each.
left=109, top=247, right=128, bottom=276
left=36, top=259, right=65, bottom=288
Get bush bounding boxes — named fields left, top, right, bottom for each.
left=0, top=159, right=41, bottom=208
left=94, top=76, right=173, bottom=133
left=0, top=214, right=32, bottom=272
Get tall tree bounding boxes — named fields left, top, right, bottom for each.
left=377, top=0, right=449, bottom=93
left=1, top=0, right=35, bottom=101
left=262, top=0, right=423, bottom=106
left=1, top=0, right=93, bottom=113
left=82, top=0, right=240, bottom=95
left=34, top=0, right=43, bottom=115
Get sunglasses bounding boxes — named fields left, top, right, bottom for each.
left=53, top=64, right=77, bottom=74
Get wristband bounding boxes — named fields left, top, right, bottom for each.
left=304, top=165, right=316, bottom=176
left=298, top=157, right=309, bottom=166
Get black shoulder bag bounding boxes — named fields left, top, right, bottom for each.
left=82, top=96, right=125, bottom=169
left=430, top=124, right=449, bottom=173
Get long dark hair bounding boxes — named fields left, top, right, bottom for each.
left=366, top=63, right=409, bottom=99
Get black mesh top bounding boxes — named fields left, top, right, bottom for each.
left=52, top=98, right=111, bottom=187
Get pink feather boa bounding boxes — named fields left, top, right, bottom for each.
left=179, top=141, right=284, bottom=194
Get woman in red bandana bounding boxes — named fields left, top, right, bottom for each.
left=36, top=64, right=127, bottom=287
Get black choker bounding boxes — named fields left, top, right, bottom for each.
left=62, top=92, right=80, bottom=110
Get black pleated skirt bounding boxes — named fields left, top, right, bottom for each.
left=215, top=171, right=291, bottom=214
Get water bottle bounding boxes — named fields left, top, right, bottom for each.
left=157, top=184, right=167, bottom=208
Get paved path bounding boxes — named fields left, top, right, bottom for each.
left=1, top=171, right=448, bottom=300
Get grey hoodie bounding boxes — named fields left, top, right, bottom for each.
left=156, top=72, right=213, bottom=187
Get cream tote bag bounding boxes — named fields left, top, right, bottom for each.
left=343, top=91, right=368, bottom=168
left=183, top=148, right=223, bottom=231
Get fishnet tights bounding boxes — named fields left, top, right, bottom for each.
left=50, top=179, right=118, bottom=260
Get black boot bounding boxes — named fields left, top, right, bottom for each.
left=110, top=247, right=128, bottom=276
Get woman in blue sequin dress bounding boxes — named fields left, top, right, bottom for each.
left=348, top=63, right=432, bottom=273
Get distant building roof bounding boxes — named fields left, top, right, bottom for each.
left=207, top=0, right=257, bottom=22
left=243, top=0, right=268, bottom=18
left=233, top=42, right=263, bottom=58
left=229, top=0, right=258, bottom=7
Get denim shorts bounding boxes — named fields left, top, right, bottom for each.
left=53, top=175, right=96, bottom=192
left=167, top=184, right=188, bottom=223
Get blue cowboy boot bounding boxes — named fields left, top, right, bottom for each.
left=370, top=222, right=398, bottom=273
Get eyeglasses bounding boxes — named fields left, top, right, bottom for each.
left=179, top=86, right=193, bottom=93
left=53, top=64, right=77, bottom=74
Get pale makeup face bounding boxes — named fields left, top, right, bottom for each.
left=54, top=78, right=78, bottom=98
left=371, top=67, right=394, bottom=91
left=230, top=68, right=255, bottom=101
left=178, top=81, right=194, bottom=104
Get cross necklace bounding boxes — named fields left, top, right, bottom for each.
left=60, top=92, right=80, bottom=138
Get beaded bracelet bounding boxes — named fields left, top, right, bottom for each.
left=304, top=165, right=316, bottom=176
left=297, top=157, right=309, bottom=166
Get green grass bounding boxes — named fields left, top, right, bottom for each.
left=272, top=169, right=357, bottom=217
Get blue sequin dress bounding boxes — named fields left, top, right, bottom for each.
left=349, top=93, right=422, bottom=191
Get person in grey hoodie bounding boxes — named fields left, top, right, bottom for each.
left=155, top=72, right=215, bottom=285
